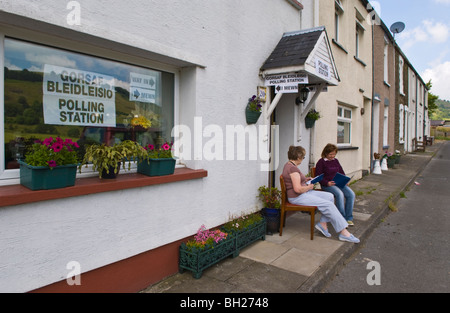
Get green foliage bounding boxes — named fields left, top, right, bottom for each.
left=222, top=212, right=264, bottom=234
left=258, top=185, right=281, bottom=209
left=80, top=140, right=148, bottom=178
left=431, top=99, right=450, bottom=120
left=306, top=109, right=321, bottom=120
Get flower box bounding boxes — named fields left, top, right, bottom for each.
left=19, top=160, right=78, bottom=190
left=231, top=218, right=266, bottom=254
left=179, top=235, right=236, bottom=279
left=137, top=158, right=176, bottom=176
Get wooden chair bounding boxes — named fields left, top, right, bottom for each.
left=279, top=175, right=317, bottom=240
left=413, top=137, right=425, bottom=152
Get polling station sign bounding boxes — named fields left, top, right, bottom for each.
left=43, top=64, right=116, bottom=127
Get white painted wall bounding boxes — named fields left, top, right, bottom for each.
left=0, top=0, right=303, bottom=292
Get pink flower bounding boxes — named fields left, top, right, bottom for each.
left=47, top=160, right=57, bottom=167
left=162, top=143, right=170, bottom=151
left=51, top=142, right=63, bottom=152
left=146, top=144, right=155, bottom=151
left=43, top=137, right=53, bottom=146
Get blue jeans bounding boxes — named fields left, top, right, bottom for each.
left=323, top=185, right=355, bottom=222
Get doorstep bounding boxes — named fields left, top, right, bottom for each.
left=239, top=213, right=344, bottom=277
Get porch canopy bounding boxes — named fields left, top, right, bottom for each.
left=260, top=26, right=340, bottom=120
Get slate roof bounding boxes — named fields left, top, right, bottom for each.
left=261, top=27, right=324, bottom=70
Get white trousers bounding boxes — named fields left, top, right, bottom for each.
left=289, top=190, right=348, bottom=233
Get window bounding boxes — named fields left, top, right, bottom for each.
left=334, top=0, right=344, bottom=42
left=399, top=56, right=404, bottom=95
left=337, top=106, right=352, bottom=145
left=355, top=10, right=365, bottom=60
left=399, top=104, right=404, bottom=143
left=383, top=106, right=388, bottom=147
left=2, top=37, right=174, bottom=177
left=383, top=37, right=389, bottom=84
left=355, top=30, right=360, bottom=58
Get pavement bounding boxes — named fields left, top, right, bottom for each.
left=141, top=142, right=443, bottom=294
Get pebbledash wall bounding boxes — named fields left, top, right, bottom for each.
left=0, top=0, right=305, bottom=292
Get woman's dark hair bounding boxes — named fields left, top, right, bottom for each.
left=321, top=143, right=338, bottom=158
left=288, top=145, right=306, bottom=160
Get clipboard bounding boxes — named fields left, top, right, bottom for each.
left=306, top=173, right=324, bottom=185
left=332, top=173, right=352, bottom=188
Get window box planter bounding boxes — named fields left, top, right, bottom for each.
left=19, top=160, right=77, bottom=190
left=228, top=217, right=266, bottom=254
left=179, top=234, right=236, bottom=279
left=179, top=217, right=266, bottom=279
left=137, top=158, right=176, bottom=176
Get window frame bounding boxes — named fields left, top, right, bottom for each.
left=337, top=105, right=352, bottom=146
left=383, top=37, right=389, bottom=84
left=334, top=0, right=344, bottom=43
left=0, top=32, right=181, bottom=185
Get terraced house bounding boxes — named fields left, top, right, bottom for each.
left=0, top=0, right=428, bottom=292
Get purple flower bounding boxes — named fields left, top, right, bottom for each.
left=47, top=160, right=57, bottom=168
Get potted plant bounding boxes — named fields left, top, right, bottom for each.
left=222, top=212, right=266, bottom=254
left=394, top=150, right=401, bottom=164
left=137, top=141, right=176, bottom=176
left=245, top=95, right=262, bottom=124
left=383, top=151, right=396, bottom=169
left=79, top=140, right=148, bottom=179
left=305, top=109, right=320, bottom=128
left=258, top=185, right=282, bottom=234
left=179, top=225, right=234, bottom=279
left=18, top=137, right=80, bottom=190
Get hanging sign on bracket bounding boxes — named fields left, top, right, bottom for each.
left=264, top=73, right=308, bottom=94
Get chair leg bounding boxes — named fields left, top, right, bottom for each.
left=310, top=210, right=315, bottom=240
left=279, top=209, right=285, bottom=236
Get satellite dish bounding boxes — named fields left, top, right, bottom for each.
left=390, top=22, right=405, bottom=39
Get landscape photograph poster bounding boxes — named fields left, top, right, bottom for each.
left=42, top=64, right=116, bottom=127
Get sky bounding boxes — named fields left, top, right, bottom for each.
left=369, top=0, right=450, bottom=100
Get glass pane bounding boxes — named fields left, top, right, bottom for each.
left=344, top=109, right=352, bottom=119
left=4, top=38, right=174, bottom=169
left=337, top=121, right=351, bottom=144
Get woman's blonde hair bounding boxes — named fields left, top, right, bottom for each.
left=321, top=143, right=338, bottom=158
left=288, top=145, right=306, bottom=160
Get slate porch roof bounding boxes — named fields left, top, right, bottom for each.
left=261, top=28, right=323, bottom=70
left=260, top=26, right=340, bottom=86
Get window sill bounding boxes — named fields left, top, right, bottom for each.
left=332, top=39, right=348, bottom=54
left=0, top=167, right=208, bottom=208
left=354, top=56, right=367, bottom=67
left=337, top=145, right=359, bottom=151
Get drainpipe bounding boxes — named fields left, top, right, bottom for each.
left=370, top=23, right=375, bottom=172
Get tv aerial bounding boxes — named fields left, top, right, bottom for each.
left=390, top=21, right=405, bottom=40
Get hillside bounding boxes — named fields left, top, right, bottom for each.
left=431, top=99, right=450, bottom=120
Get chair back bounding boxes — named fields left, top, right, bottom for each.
left=279, top=175, right=287, bottom=207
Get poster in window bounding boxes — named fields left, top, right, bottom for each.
left=129, top=72, right=158, bottom=104
left=42, top=64, right=116, bottom=127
